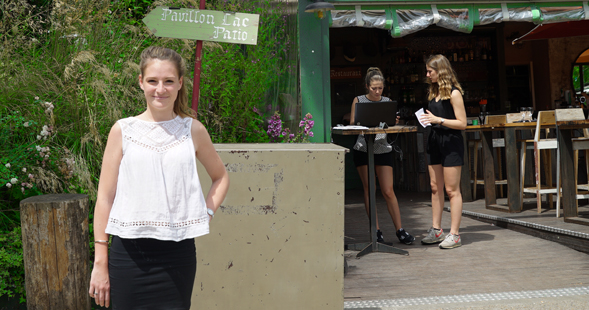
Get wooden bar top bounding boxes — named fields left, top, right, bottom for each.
left=332, top=125, right=419, bottom=135
left=555, top=119, right=589, bottom=130
left=465, top=121, right=555, bottom=132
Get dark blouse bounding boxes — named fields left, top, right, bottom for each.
left=428, top=86, right=460, bottom=132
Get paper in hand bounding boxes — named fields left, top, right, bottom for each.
left=415, top=108, right=431, bottom=128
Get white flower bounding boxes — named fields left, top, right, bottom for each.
left=4, top=163, right=10, bottom=168
left=28, top=174, right=34, bottom=179
left=6, top=183, right=11, bottom=188
left=22, top=168, right=27, bottom=172
left=45, top=154, right=49, bottom=158
left=37, top=135, right=42, bottom=140
left=36, top=145, right=42, bottom=152
left=10, top=178, right=18, bottom=184
left=24, top=122, right=30, bottom=127
left=21, top=187, right=25, bottom=193
left=34, top=96, right=39, bottom=100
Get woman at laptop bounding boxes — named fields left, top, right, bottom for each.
left=419, top=55, right=467, bottom=249
left=350, top=67, right=415, bottom=245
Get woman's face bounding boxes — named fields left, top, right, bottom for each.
left=139, top=59, right=182, bottom=113
left=426, top=66, right=438, bottom=83
left=367, top=81, right=384, bottom=99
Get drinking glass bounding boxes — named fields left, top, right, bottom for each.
left=519, top=107, right=526, bottom=122
left=525, top=107, right=534, bottom=122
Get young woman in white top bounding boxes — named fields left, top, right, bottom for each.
left=88, top=46, right=230, bottom=309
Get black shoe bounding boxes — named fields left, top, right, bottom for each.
left=396, top=228, right=415, bottom=245
left=376, top=230, right=384, bottom=243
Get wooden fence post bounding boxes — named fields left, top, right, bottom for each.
left=20, top=194, right=90, bottom=310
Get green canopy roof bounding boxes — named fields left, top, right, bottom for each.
left=328, top=1, right=589, bottom=37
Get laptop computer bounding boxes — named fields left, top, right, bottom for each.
left=354, top=100, right=398, bottom=127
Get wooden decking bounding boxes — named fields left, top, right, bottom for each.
left=344, top=190, right=589, bottom=303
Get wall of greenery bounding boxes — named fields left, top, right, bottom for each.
left=0, top=0, right=299, bottom=304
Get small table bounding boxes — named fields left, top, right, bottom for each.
left=465, top=122, right=553, bottom=213
left=556, top=119, right=589, bottom=226
left=332, top=125, right=417, bottom=257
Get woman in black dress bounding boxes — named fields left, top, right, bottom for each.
left=419, top=55, right=467, bottom=249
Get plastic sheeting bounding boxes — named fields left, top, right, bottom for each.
left=330, top=2, right=589, bottom=37
left=331, top=10, right=388, bottom=28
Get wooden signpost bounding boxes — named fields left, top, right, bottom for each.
left=143, top=6, right=260, bottom=114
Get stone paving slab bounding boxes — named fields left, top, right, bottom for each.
left=344, top=190, right=589, bottom=308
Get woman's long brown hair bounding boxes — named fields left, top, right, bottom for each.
left=426, top=54, right=463, bottom=101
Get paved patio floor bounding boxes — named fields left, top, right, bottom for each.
left=344, top=189, right=589, bottom=309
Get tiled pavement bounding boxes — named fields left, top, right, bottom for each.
left=343, top=190, right=589, bottom=309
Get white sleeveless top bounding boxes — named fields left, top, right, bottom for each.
left=105, top=115, right=209, bottom=241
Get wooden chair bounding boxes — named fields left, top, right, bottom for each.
left=555, top=108, right=589, bottom=217
left=470, top=115, right=508, bottom=200
left=520, top=110, right=560, bottom=213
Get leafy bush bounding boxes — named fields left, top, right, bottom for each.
left=0, top=227, right=25, bottom=301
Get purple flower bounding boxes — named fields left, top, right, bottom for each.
left=266, top=111, right=283, bottom=141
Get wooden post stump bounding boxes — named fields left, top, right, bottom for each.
left=20, top=194, right=90, bottom=310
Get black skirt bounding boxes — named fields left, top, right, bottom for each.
left=353, top=149, right=394, bottom=167
left=109, top=236, right=197, bottom=310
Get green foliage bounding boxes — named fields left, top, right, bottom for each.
left=0, top=98, right=77, bottom=225
left=0, top=227, right=25, bottom=300
left=198, top=0, right=299, bottom=142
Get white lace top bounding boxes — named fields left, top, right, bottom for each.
left=105, top=115, right=209, bottom=241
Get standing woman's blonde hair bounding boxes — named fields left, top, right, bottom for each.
left=140, top=46, right=195, bottom=119
left=426, top=55, right=463, bottom=101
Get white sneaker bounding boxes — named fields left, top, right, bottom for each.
left=439, top=233, right=462, bottom=249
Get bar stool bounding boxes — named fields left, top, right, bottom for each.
left=520, top=110, right=560, bottom=213
left=470, top=115, right=507, bottom=200
left=555, top=108, right=589, bottom=217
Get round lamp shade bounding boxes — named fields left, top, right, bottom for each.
left=305, top=1, right=336, bottom=13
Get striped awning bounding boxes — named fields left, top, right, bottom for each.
left=328, top=1, right=589, bottom=37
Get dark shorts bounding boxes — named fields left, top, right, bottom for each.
left=426, top=129, right=464, bottom=167
left=109, top=236, right=196, bottom=310
left=353, top=149, right=394, bottom=167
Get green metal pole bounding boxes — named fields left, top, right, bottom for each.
left=299, top=1, right=332, bottom=143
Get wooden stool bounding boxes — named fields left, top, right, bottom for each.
left=521, top=110, right=560, bottom=213
left=470, top=115, right=508, bottom=200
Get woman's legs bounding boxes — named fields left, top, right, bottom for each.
left=356, top=165, right=380, bottom=230
left=428, top=164, right=445, bottom=229
left=443, top=166, right=463, bottom=235
left=375, top=165, right=401, bottom=230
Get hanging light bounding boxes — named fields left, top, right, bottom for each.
left=304, top=0, right=335, bottom=19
